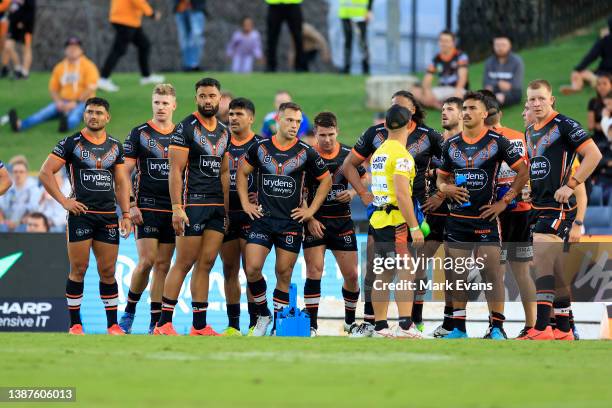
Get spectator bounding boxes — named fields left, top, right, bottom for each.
left=97, top=0, right=164, bottom=93
left=0, top=0, right=10, bottom=76
left=602, top=91, right=612, bottom=141
left=339, top=0, right=373, bottom=74
left=288, top=22, right=330, bottom=72
left=0, top=155, right=40, bottom=231
left=4, top=37, right=99, bottom=133
left=482, top=35, right=524, bottom=107
left=25, top=212, right=49, bottom=233
left=1, top=0, right=35, bottom=79
left=38, top=170, right=70, bottom=232
left=411, top=30, right=469, bottom=109
left=561, top=16, right=612, bottom=95
left=597, top=91, right=612, bottom=200
left=217, top=91, right=233, bottom=125
left=265, top=0, right=305, bottom=72
left=226, top=16, right=262, bottom=73
left=587, top=73, right=612, bottom=150
left=174, top=0, right=207, bottom=72
left=0, top=159, right=11, bottom=196
left=261, top=90, right=311, bottom=138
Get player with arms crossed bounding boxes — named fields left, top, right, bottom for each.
left=238, top=102, right=331, bottom=336
left=220, top=97, right=263, bottom=336
left=39, top=97, right=132, bottom=335
left=518, top=80, right=601, bottom=340
left=155, top=78, right=230, bottom=336
left=119, top=84, right=177, bottom=334
left=302, top=112, right=367, bottom=336
left=436, top=91, right=528, bottom=340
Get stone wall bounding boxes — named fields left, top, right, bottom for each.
left=32, top=0, right=329, bottom=72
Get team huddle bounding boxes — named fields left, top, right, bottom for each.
left=34, top=76, right=602, bottom=340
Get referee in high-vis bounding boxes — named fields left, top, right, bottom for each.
left=265, top=0, right=306, bottom=72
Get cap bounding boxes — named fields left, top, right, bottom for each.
left=64, top=36, right=82, bottom=48
left=385, top=105, right=412, bottom=130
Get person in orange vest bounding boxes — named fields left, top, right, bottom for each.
left=98, top=0, right=165, bottom=93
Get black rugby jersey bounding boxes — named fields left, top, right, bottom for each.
left=227, top=133, right=263, bottom=212
left=245, top=136, right=329, bottom=221
left=438, top=129, right=522, bottom=218
left=526, top=112, right=591, bottom=214
left=426, top=49, right=469, bottom=88
left=124, top=121, right=173, bottom=211
left=170, top=113, right=229, bottom=206
left=307, top=143, right=366, bottom=217
left=50, top=129, right=125, bottom=213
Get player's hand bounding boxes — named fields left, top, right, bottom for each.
left=63, top=198, right=88, bottom=215
left=568, top=223, right=582, bottom=243
left=119, top=217, right=132, bottom=238
left=410, top=228, right=425, bottom=246
left=172, top=206, right=190, bottom=236
left=479, top=201, right=507, bottom=222
left=307, top=218, right=325, bottom=239
left=248, top=192, right=258, bottom=205
left=335, top=190, right=354, bottom=204
left=554, top=185, right=574, bottom=204
left=358, top=191, right=374, bottom=206
left=291, top=207, right=314, bottom=223
left=243, top=202, right=263, bottom=220
left=129, top=206, right=143, bottom=226
left=422, top=193, right=444, bottom=213
left=440, top=184, right=469, bottom=204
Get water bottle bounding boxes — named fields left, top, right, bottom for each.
left=497, top=185, right=517, bottom=210
left=455, top=173, right=471, bottom=208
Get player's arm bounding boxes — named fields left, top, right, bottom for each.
left=221, top=153, right=230, bottom=214
left=394, top=174, right=423, bottom=244
left=237, top=160, right=261, bottom=220
left=39, top=155, right=87, bottom=215
left=113, top=163, right=132, bottom=238
left=455, top=66, right=468, bottom=93
left=0, top=166, right=12, bottom=195
left=480, top=161, right=529, bottom=221
left=422, top=72, right=434, bottom=92
left=168, top=146, right=189, bottom=235
left=569, top=183, right=587, bottom=243
left=293, top=171, right=331, bottom=223
left=342, top=152, right=373, bottom=205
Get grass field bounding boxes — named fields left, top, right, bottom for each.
left=0, top=20, right=608, bottom=170
left=0, top=333, right=611, bottom=408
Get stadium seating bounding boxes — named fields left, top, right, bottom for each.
left=585, top=206, right=612, bottom=234
left=589, top=184, right=604, bottom=206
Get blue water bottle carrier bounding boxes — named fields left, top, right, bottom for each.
left=275, top=283, right=311, bottom=337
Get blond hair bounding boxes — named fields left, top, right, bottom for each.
left=153, top=84, right=176, bottom=97
left=527, top=79, right=552, bottom=93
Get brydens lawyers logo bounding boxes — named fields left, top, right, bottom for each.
left=0, top=252, right=23, bottom=280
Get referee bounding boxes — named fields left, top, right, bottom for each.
left=265, top=0, right=306, bottom=72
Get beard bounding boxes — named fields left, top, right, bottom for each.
left=198, top=103, right=219, bottom=118
left=86, top=122, right=105, bottom=132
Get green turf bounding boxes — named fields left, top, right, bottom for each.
left=0, top=20, right=608, bottom=170
left=0, top=333, right=610, bottom=408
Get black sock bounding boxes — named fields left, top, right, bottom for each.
left=535, top=275, right=555, bottom=331
left=550, top=317, right=557, bottom=329
left=399, top=316, right=413, bottom=330
left=364, top=301, right=375, bottom=325
left=569, top=309, right=576, bottom=330
left=150, top=302, right=162, bottom=326
left=66, top=278, right=84, bottom=326
left=453, top=308, right=466, bottom=332
left=158, top=297, right=177, bottom=326
left=491, top=311, right=505, bottom=329
left=374, top=320, right=388, bottom=331
left=304, top=278, right=321, bottom=329
left=342, top=287, right=360, bottom=325
left=99, top=281, right=119, bottom=328
left=248, top=278, right=271, bottom=317
left=272, top=289, right=289, bottom=331
left=247, top=301, right=258, bottom=328
left=124, top=290, right=141, bottom=315
left=192, top=302, right=208, bottom=330
left=411, top=278, right=427, bottom=323
left=227, top=303, right=240, bottom=330
left=554, top=298, right=571, bottom=332
left=442, top=305, right=454, bottom=331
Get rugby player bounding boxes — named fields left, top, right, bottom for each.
left=425, top=96, right=463, bottom=338
left=437, top=91, right=528, bottom=340
left=118, top=84, right=177, bottom=334
left=481, top=90, right=535, bottom=338
left=0, top=159, right=11, bottom=195
left=39, top=97, right=132, bottom=335
left=519, top=79, right=601, bottom=340
left=220, top=97, right=263, bottom=336
left=154, top=78, right=230, bottom=336
left=341, top=90, right=443, bottom=337
left=302, top=112, right=366, bottom=336
left=237, top=102, right=331, bottom=336
left=369, top=104, right=424, bottom=338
